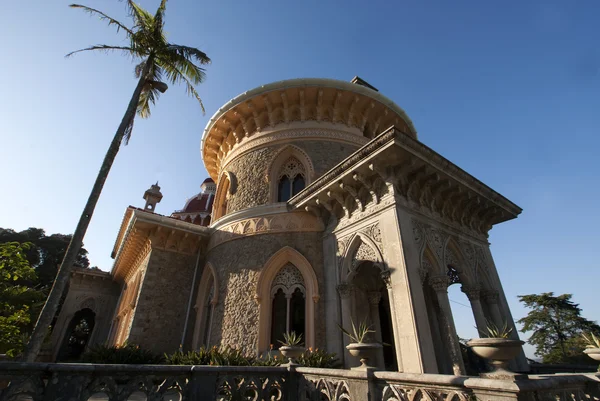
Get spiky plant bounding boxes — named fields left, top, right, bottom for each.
left=338, top=319, right=375, bottom=343
left=478, top=320, right=513, bottom=339
left=23, top=0, right=210, bottom=362
left=582, top=333, right=600, bottom=349
left=279, top=331, right=304, bottom=347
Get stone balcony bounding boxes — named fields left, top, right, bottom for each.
left=1, top=362, right=600, bottom=401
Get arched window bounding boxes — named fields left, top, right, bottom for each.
left=57, top=308, right=96, bottom=361
left=213, top=172, right=235, bottom=221
left=270, top=263, right=306, bottom=348
left=193, top=263, right=219, bottom=349
left=276, top=157, right=306, bottom=202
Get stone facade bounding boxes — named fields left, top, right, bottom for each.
left=128, top=249, right=198, bottom=353
left=52, top=77, right=528, bottom=375
left=205, top=231, right=325, bottom=352
left=223, top=140, right=359, bottom=214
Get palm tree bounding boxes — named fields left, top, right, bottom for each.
left=22, top=0, right=210, bottom=362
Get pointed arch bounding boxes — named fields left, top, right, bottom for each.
left=192, top=263, right=219, bottom=349
left=267, top=144, right=315, bottom=203
left=420, top=244, right=442, bottom=278
left=213, top=171, right=236, bottom=221
left=444, top=237, right=473, bottom=286
left=341, top=232, right=384, bottom=283
left=256, top=246, right=319, bottom=352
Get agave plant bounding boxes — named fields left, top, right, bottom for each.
left=582, top=333, right=600, bottom=349
left=279, top=331, right=303, bottom=347
left=338, top=319, right=375, bottom=343
left=478, top=320, right=513, bottom=339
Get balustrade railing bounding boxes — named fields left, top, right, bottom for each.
left=1, top=362, right=599, bottom=401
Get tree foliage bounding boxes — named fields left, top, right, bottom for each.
left=0, top=242, right=46, bottom=356
left=0, top=227, right=92, bottom=289
left=518, top=292, right=600, bottom=364
left=68, top=0, right=211, bottom=143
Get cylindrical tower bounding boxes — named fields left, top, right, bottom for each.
left=195, top=78, right=415, bottom=354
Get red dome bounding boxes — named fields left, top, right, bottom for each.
left=181, top=193, right=214, bottom=214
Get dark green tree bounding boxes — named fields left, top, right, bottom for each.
left=23, top=0, right=210, bottom=362
left=0, top=242, right=46, bottom=357
left=0, top=228, right=91, bottom=289
left=518, top=293, right=600, bottom=364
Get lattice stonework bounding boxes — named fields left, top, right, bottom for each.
left=279, top=156, right=306, bottom=180
left=271, top=263, right=305, bottom=296
left=352, top=242, right=378, bottom=269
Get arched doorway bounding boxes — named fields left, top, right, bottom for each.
left=57, top=308, right=96, bottom=361
left=348, top=261, right=397, bottom=371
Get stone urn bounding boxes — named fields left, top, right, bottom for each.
left=279, top=346, right=305, bottom=365
left=467, top=338, right=524, bottom=377
left=346, top=343, right=382, bottom=370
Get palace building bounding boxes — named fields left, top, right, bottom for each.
left=49, top=77, right=528, bottom=374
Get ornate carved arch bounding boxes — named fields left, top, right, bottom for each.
left=267, top=144, right=315, bottom=202
left=341, top=232, right=384, bottom=283
left=420, top=245, right=441, bottom=282
left=213, top=171, right=236, bottom=221
left=444, top=237, right=473, bottom=286
left=256, top=246, right=319, bottom=351
left=192, top=262, right=219, bottom=348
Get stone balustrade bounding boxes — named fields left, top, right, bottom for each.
left=1, top=362, right=599, bottom=401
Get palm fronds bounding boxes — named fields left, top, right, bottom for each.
left=69, top=0, right=211, bottom=143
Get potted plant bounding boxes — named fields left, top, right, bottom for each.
left=339, top=319, right=382, bottom=370
left=278, top=331, right=305, bottom=365
left=467, top=321, right=524, bottom=377
left=582, top=333, right=600, bottom=364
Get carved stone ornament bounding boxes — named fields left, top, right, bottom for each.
left=429, top=275, right=449, bottom=292
left=337, top=283, right=354, bottom=299
left=461, top=285, right=480, bottom=301
left=380, top=270, right=392, bottom=289
left=483, top=290, right=500, bottom=304
left=271, top=263, right=305, bottom=297
left=363, top=223, right=383, bottom=252
left=278, top=156, right=306, bottom=180
left=352, top=241, right=378, bottom=269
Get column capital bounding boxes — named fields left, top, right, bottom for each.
left=367, top=291, right=382, bottom=305
left=429, top=275, right=450, bottom=292
left=380, top=270, right=392, bottom=289
left=461, top=285, right=481, bottom=301
left=483, top=289, right=500, bottom=304
left=337, top=283, right=354, bottom=299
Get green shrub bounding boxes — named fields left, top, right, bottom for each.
left=81, top=343, right=163, bottom=364
left=298, top=348, right=340, bottom=368
left=165, top=345, right=254, bottom=366
left=253, top=352, right=281, bottom=367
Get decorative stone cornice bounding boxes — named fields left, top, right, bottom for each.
left=289, top=126, right=522, bottom=237
left=110, top=207, right=210, bottom=281
left=201, top=78, right=417, bottom=179
left=208, top=211, right=323, bottom=251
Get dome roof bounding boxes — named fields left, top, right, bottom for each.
left=180, top=193, right=213, bottom=214
left=202, top=177, right=215, bottom=185
left=200, top=77, right=417, bottom=180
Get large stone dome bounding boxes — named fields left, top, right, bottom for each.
left=201, top=78, right=416, bottom=180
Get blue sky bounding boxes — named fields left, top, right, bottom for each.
left=1, top=0, right=599, bottom=358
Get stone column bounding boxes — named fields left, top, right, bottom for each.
left=338, top=283, right=355, bottom=368
left=367, top=291, right=385, bottom=370
left=483, top=290, right=504, bottom=328
left=461, top=286, right=487, bottom=336
left=429, top=276, right=466, bottom=375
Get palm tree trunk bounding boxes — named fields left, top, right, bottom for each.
left=22, top=61, right=152, bottom=362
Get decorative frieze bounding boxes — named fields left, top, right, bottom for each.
left=208, top=212, right=322, bottom=250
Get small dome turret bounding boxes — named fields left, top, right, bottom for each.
left=171, top=178, right=215, bottom=226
